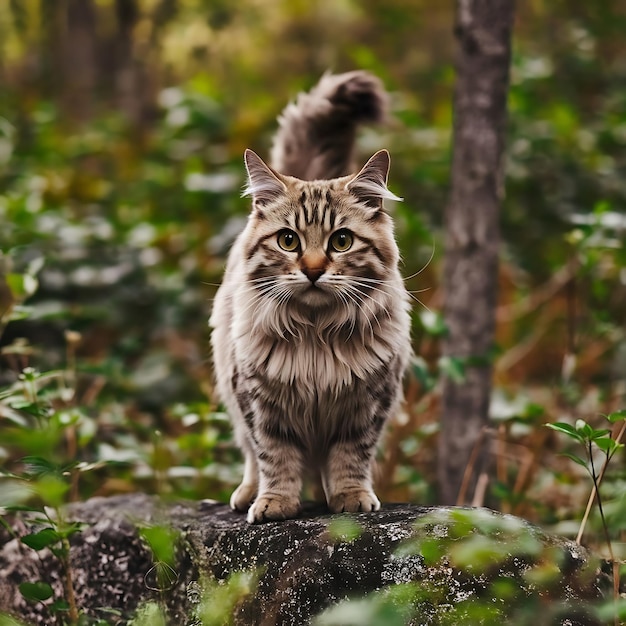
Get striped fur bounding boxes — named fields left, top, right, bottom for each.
left=210, top=72, right=411, bottom=523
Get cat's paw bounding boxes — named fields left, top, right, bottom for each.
left=328, top=490, right=381, bottom=513
left=246, top=494, right=300, bottom=524
left=230, top=482, right=257, bottom=512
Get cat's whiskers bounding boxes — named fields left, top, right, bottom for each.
left=331, top=286, right=363, bottom=341
left=345, top=284, right=386, bottom=334
left=238, top=281, right=288, bottom=322
left=337, top=286, right=375, bottom=343
left=353, top=276, right=432, bottom=312
left=203, top=275, right=281, bottom=289
left=235, top=274, right=299, bottom=299
left=325, top=274, right=391, bottom=327
left=340, top=278, right=394, bottom=322
left=400, top=238, right=436, bottom=282
left=329, top=288, right=358, bottom=340
left=343, top=281, right=388, bottom=341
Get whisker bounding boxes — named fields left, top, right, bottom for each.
left=341, top=288, right=374, bottom=342
left=402, top=239, right=436, bottom=281
left=344, top=281, right=393, bottom=323
left=340, top=276, right=432, bottom=312
left=343, top=284, right=382, bottom=337
left=202, top=275, right=291, bottom=289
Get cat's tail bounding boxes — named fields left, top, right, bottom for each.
left=270, top=71, right=389, bottom=181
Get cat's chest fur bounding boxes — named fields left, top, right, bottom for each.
left=240, top=324, right=394, bottom=392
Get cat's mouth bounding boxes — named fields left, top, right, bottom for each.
left=297, top=282, right=332, bottom=305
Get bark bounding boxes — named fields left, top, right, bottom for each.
left=114, top=0, right=150, bottom=127
left=62, top=0, right=98, bottom=123
left=439, top=0, right=515, bottom=505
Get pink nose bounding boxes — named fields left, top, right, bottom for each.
left=302, top=267, right=325, bottom=283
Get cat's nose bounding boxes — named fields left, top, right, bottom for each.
left=300, top=252, right=328, bottom=283
left=301, top=266, right=325, bottom=283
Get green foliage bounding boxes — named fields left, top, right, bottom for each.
left=318, top=508, right=600, bottom=625
left=315, top=585, right=416, bottom=626
left=128, top=602, right=167, bottom=626
left=326, top=517, right=363, bottom=543
left=0, top=614, right=28, bottom=626
left=18, top=582, right=54, bottom=603
left=197, top=570, right=260, bottom=626
left=139, top=524, right=180, bottom=570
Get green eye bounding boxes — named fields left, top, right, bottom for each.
left=277, top=230, right=300, bottom=252
left=330, top=230, right=353, bottom=252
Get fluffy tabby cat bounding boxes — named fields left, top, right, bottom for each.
left=210, top=71, right=411, bottom=523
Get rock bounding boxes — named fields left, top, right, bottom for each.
left=0, top=494, right=606, bottom=625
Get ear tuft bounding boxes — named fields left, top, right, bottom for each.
left=346, top=150, right=402, bottom=208
left=242, top=149, right=287, bottom=205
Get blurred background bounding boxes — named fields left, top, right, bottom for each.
left=1, top=0, right=625, bottom=542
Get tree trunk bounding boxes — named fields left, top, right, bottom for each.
left=114, top=0, right=145, bottom=126
left=438, top=0, right=515, bottom=505
left=63, top=0, right=98, bottom=123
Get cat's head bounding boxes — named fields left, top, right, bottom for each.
left=239, top=149, right=402, bottom=314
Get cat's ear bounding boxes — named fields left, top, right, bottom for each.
left=346, top=150, right=402, bottom=209
left=242, top=149, right=287, bottom=207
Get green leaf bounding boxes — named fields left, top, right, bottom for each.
left=19, top=581, right=54, bottom=603
left=438, top=356, right=466, bottom=383
left=49, top=599, right=69, bottom=614
left=418, top=310, right=447, bottom=336
left=589, top=429, right=611, bottom=440
left=32, top=476, right=69, bottom=508
left=21, top=528, right=60, bottom=550
left=561, top=452, right=589, bottom=470
left=593, top=437, right=623, bottom=455
left=595, top=597, right=626, bottom=621
left=449, top=534, right=510, bottom=572
left=410, top=356, right=435, bottom=391
left=607, top=409, right=626, bottom=423
left=129, top=601, right=168, bottom=626
left=57, top=521, right=87, bottom=541
left=414, top=536, right=443, bottom=566
left=139, top=525, right=179, bottom=567
left=0, top=479, right=35, bottom=508
left=0, top=611, right=30, bottom=625
left=21, top=457, right=62, bottom=478
left=545, top=422, right=584, bottom=442
left=326, top=517, right=363, bottom=543
left=6, top=273, right=38, bottom=300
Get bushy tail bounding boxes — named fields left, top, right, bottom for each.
left=270, top=71, right=389, bottom=181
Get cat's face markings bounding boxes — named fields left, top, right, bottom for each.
left=252, top=204, right=386, bottom=307
left=242, top=150, right=400, bottom=308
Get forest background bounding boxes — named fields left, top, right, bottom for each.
left=0, top=0, right=625, bottom=561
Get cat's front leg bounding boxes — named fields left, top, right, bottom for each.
left=230, top=443, right=258, bottom=512
left=247, top=433, right=304, bottom=524
left=324, top=440, right=380, bottom=513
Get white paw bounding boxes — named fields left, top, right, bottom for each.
left=230, top=482, right=257, bottom=512
left=328, top=490, right=380, bottom=513
left=246, top=494, right=300, bottom=524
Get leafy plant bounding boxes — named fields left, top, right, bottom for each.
left=0, top=365, right=94, bottom=624
left=547, top=410, right=626, bottom=623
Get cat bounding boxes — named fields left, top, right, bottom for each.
left=210, top=71, right=411, bottom=523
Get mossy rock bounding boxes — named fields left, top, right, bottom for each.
left=0, top=494, right=608, bottom=625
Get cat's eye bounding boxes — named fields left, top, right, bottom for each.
left=329, top=230, right=353, bottom=252
left=277, top=229, right=300, bottom=252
